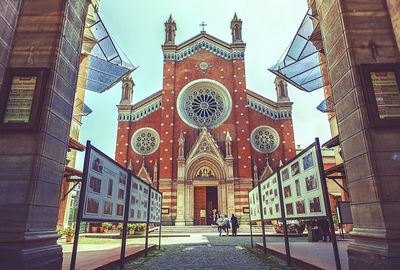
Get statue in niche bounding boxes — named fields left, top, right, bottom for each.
left=225, top=130, right=232, bottom=157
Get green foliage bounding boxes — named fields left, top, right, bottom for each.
left=332, top=213, right=339, bottom=225
left=56, top=225, right=64, bottom=235
left=117, top=224, right=124, bottom=232
left=135, top=223, right=146, bottom=232
left=102, top=222, right=112, bottom=229
left=128, top=223, right=135, bottom=231
left=63, top=226, right=75, bottom=236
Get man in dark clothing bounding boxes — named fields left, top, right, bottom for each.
left=230, top=214, right=239, bottom=236
left=317, top=219, right=331, bottom=242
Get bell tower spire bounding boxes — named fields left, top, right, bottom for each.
left=274, top=76, right=290, bottom=102
left=120, top=74, right=134, bottom=105
left=231, top=13, right=243, bottom=43
left=165, top=15, right=177, bottom=45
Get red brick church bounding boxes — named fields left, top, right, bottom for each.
left=115, top=14, right=296, bottom=225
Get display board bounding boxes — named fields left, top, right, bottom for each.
left=128, top=176, right=149, bottom=223
left=337, top=201, right=353, bottom=224
left=149, top=188, right=162, bottom=223
left=279, top=145, right=326, bottom=219
left=249, top=186, right=261, bottom=221
left=259, top=173, right=282, bottom=220
left=82, top=147, right=128, bottom=221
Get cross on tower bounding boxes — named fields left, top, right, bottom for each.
left=199, top=21, right=207, bottom=32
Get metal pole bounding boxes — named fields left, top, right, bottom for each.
left=70, top=141, right=91, bottom=270
left=248, top=193, right=254, bottom=248
left=315, top=138, right=341, bottom=270
left=257, top=183, right=267, bottom=254
left=120, top=171, right=132, bottom=270
left=277, top=165, right=291, bottom=266
left=158, top=195, right=163, bottom=249
left=144, top=184, right=152, bottom=256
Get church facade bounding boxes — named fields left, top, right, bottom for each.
left=115, top=14, right=296, bottom=225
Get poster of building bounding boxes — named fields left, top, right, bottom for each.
left=279, top=145, right=326, bottom=219
left=3, top=75, right=36, bottom=123
left=249, top=186, right=261, bottom=221
left=149, top=188, right=162, bottom=223
left=370, top=71, right=400, bottom=119
left=82, top=147, right=128, bottom=221
left=259, top=173, right=282, bottom=220
left=128, top=176, right=149, bottom=223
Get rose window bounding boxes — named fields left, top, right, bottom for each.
left=250, top=126, right=280, bottom=153
left=177, top=79, right=232, bottom=128
left=131, top=128, right=160, bottom=155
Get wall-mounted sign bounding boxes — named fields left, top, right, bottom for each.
left=0, top=68, right=48, bottom=130
left=360, top=64, right=400, bottom=127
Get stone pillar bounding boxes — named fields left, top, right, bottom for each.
left=313, top=0, right=400, bottom=268
left=0, top=0, right=89, bottom=269
left=175, top=182, right=185, bottom=225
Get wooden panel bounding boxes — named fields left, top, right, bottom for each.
left=194, top=186, right=206, bottom=225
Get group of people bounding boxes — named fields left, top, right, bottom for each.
left=211, top=210, right=239, bottom=236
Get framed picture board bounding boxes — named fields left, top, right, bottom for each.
left=360, top=63, right=400, bottom=127
left=0, top=68, right=48, bottom=131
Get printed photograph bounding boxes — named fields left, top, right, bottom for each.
left=89, top=176, right=102, bottom=194
left=118, top=188, right=125, bottom=200
left=103, top=201, right=113, bottom=215
left=267, top=182, right=270, bottom=188
left=86, top=197, right=99, bottom=214
left=132, top=182, right=138, bottom=190
left=295, top=179, right=301, bottom=196
left=129, top=209, right=135, bottom=219
left=309, top=197, right=322, bottom=213
left=275, top=203, right=280, bottom=213
left=272, top=178, right=277, bottom=184
left=296, top=200, right=305, bottom=214
left=107, top=179, right=113, bottom=197
left=284, top=185, right=292, bottom=198
left=269, top=189, right=273, bottom=195
left=305, top=174, right=318, bottom=191
left=263, top=207, right=267, bottom=215
left=116, top=204, right=124, bottom=216
left=137, top=210, right=141, bottom=219
left=269, top=207, right=273, bottom=215
left=303, top=152, right=314, bottom=171
left=130, top=195, right=136, bottom=205
left=91, top=157, right=104, bottom=174
left=119, top=171, right=127, bottom=185
left=291, top=161, right=300, bottom=177
left=285, top=203, right=294, bottom=215
left=281, top=168, right=290, bottom=181
left=144, top=187, right=149, bottom=194
left=273, top=189, right=278, bottom=197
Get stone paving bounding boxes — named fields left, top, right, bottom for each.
left=124, top=236, right=306, bottom=270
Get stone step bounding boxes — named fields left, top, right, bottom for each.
left=153, top=225, right=276, bottom=234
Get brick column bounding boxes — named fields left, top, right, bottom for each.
left=314, top=0, right=400, bottom=268
left=0, top=0, right=88, bottom=268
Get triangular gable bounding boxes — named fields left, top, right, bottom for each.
left=136, top=160, right=152, bottom=185
left=163, top=33, right=245, bottom=62
left=186, top=127, right=225, bottom=161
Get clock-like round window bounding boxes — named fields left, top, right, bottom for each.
left=131, top=128, right=160, bottom=155
left=250, top=126, right=280, bottom=153
left=177, top=79, right=232, bottom=128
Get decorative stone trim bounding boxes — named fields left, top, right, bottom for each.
left=250, top=125, right=280, bottom=154
left=163, top=38, right=245, bottom=62
left=118, top=97, right=162, bottom=122
left=247, top=96, right=291, bottom=120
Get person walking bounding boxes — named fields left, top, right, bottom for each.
left=223, top=214, right=231, bottom=236
left=216, top=213, right=225, bottom=236
left=230, top=214, right=239, bottom=236
left=317, top=219, right=331, bottom=242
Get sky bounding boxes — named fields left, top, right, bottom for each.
left=77, top=0, right=331, bottom=168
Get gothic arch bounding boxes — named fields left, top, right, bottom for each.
left=186, top=153, right=226, bottom=181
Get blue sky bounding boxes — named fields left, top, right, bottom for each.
left=77, top=0, right=331, bottom=168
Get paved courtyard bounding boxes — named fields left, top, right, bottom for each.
left=121, top=235, right=305, bottom=270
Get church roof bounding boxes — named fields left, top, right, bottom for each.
left=246, top=89, right=293, bottom=120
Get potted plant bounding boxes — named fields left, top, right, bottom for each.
left=127, top=223, right=135, bottom=235
left=134, top=224, right=146, bottom=235
left=64, top=226, right=75, bottom=243
left=102, top=222, right=112, bottom=233
left=117, top=224, right=124, bottom=235
left=90, top=223, right=99, bottom=233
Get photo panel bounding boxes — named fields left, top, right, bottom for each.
left=128, top=176, right=149, bottom=222
left=279, top=144, right=327, bottom=219
left=249, top=187, right=261, bottom=221
left=259, top=173, right=282, bottom=220
left=149, top=188, right=162, bottom=223
left=82, top=147, right=128, bottom=221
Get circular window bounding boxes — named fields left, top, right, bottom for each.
left=177, top=79, right=232, bottom=128
left=131, top=128, right=160, bottom=155
left=250, top=126, right=280, bottom=153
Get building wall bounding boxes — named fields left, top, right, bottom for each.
left=311, top=0, right=400, bottom=268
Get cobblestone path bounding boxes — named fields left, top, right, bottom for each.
left=128, top=236, right=305, bottom=270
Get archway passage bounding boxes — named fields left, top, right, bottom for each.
left=194, top=186, right=218, bottom=225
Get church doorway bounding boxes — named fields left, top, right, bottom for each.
left=193, top=186, right=218, bottom=225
